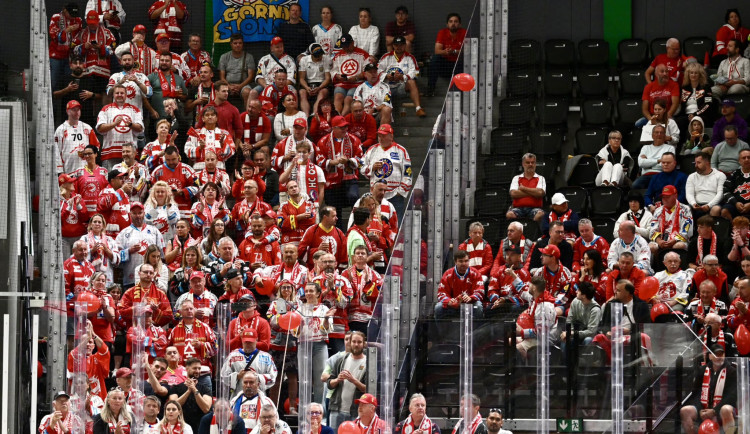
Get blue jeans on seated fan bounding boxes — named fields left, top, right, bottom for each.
left=634, top=117, right=649, bottom=128
left=631, top=173, right=653, bottom=190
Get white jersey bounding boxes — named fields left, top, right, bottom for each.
left=106, top=71, right=153, bottom=112
left=378, top=51, right=420, bottom=86
left=349, top=25, right=380, bottom=57
left=256, top=53, right=297, bottom=85
left=361, top=142, right=412, bottom=199
left=115, top=42, right=158, bottom=75
left=607, top=235, right=653, bottom=274
left=653, top=269, right=694, bottom=302
left=271, top=136, right=316, bottom=174
left=347, top=197, right=397, bottom=229
left=96, top=103, right=144, bottom=161
left=220, top=348, right=278, bottom=394
left=54, top=120, right=99, bottom=174
left=116, top=224, right=165, bottom=286
left=312, top=23, right=343, bottom=55
left=229, top=391, right=276, bottom=432
left=298, top=54, right=331, bottom=84
left=353, top=80, right=392, bottom=112
left=112, top=161, right=149, bottom=202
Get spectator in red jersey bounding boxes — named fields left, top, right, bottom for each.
left=239, top=99, right=272, bottom=161
left=487, top=244, right=531, bottom=314
left=60, top=173, right=90, bottom=254
left=196, top=151, right=232, bottom=198
left=309, top=98, right=338, bottom=143
left=577, top=249, right=609, bottom=304
left=97, top=169, right=131, bottom=238
left=645, top=38, right=693, bottom=84
left=344, top=100, right=377, bottom=151
left=125, top=306, right=167, bottom=365
left=84, top=271, right=116, bottom=356
left=72, top=10, right=116, bottom=79
left=72, top=145, right=109, bottom=213
left=67, top=320, right=110, bottom=401
left=506, top=153, right=546, bottom=222
left=605, top=252, right=647, bottom=301
left=343, top=244, right=383, bottom=334
left=259, top=69, right=298, bottom=119
left=239, top=214, right=282, bottom=270
left=458, top=222, right=493, bottom=282
left=149, top=146, right=199, bottom=218
left=427, top=13, right=466, bottom=96
left=195, top=80, right=243, bottom=148
left=230, top=160, right=267, bottom=202
left=541, top=193, right=580, bottom=244
left=434, top=250, right=484, bottom=320
left=572, top=219, right=610, bottom=273
left=227, top=294, right=272, bottom=351
left=712, top=8, right=750, bottom=68
left=169, top=300, right=217, bottom=372
left=690, top=255, right=730, bottom=305
left=64, top=240, right=96, bottom=346
left=118, top=263, right=174, bottom=328
left=278, top=180, right=317, bottom=245
left=490, top=221, right=533, bottom=274
left=298, top=206, right=348, bottom=269
left=637, top=63, right=680, bottom=128
left=149, top=0, right=188, bottom=52
left=49, top=3, right=82, bottom=90
left=231, top=179, right=272, bottom=241
left=727, top=275, right=750, bottom=331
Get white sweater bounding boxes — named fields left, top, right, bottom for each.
left=349, top=25, right=380, bottom=57
left=686, top=169, right=727, bottom=207
left=638, top=143, right=676, bottom=175
left=640, top=119, right=681, bottom=146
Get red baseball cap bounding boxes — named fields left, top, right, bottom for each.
left=355, top=393, right=378, bottom=406
left=155, top=33, right=170, bottom=43
left=539, top=244, right=560, bottom=259
left=58, top=173, right=75, bottom=186
left=115, top=367, right=133, bottom=378
left=86, top=10, right=99, bottom=24
left=271, top=36, right=283, bottom=46
left=331, top=116, right=348, bottom=128
left=662, top=185, right=678, bottom=196
left=377, top=124, right=394, bottom=135
left=66, top=100, right=81, bottom=110
left=130, top=201, right=144, bottom=210
left=293, top=118, right=307, bottom=128
left=264, top=210, right=277, bottom=220
left=133, top=24, right=147, bottom=34
left=241, top=328, right=258, bottom=343
left=190, top=271, right=206, bottom=281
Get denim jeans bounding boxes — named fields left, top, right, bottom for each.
left=329, top=411, right=352, bottom=431
left=298, top=340, right=329, bottom=405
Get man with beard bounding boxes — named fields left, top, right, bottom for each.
left=55, top=100, right=100, bottom=175
left=239, top=99, right=273, bottom=161
left=394, top=394, right=440, bottom=434
left=97, top=169, right=131, bottom=237
left=54, top=56, right=102, bottom=126
left=278, top=181, right=317, bottom=245
left=185, top=63, right=216, bottom=123
left=327, top=331, right=367, bottom=429
left=169, top=300, right=217, bottom=373
left=96, top=84, right=144, bottom=169
left=72, top=10, right=116, bottom=79
left=239, top=214, right=282, bottom=271
left=229, top=371, right=276, bottom=433
left=107, top=51, right=152, bottom=113
left=198, top=398, right=246, bottom=434
left=251, top=37, right=296, bottom=101
left=115, top=202, right=166, bottom=288
left=231, top=180, right=272, bottom=242
left=119, top=263, right=173, bottom=328
left=485, top=409, right=513, bottom=434
left=147, top=53, right=188, bottom=121
left=343, top=100, right=377, bottom=150
left=279, top=137, right=326, bottom=206
left=313, top=253, right=354, bottom=352
left=154, top=33, right=191, bottom=82
left=343, top=244, right=383, bottom=333
left=149, top=146, right=198, bottom=218
left=115, top=24, right=158, bottom=75
left=427, top=13, right=467, bottom=96
left=298, top=206, right=348, bottom=269
left=168, top=357, right=213, bottom=432
left=253, top=243, right=308, bottom=294
left=526, top=221, right=575, bottom=272
left=253, top=150, right=279, bottom=206
left=711, top=39, right=750, bottom=98
left=113, top=142, right=149, bottom=202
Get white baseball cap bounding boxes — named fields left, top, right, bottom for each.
left=551, top=193, right=568, bottom=205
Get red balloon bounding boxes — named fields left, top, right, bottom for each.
left=283, top=397, right=299, bottom=413
left=699, top=419, right=720, bottom=434
left=638, top=277, right=660, bottom=301
left=77, top=291, right=101, bottom=313
left=650, top=302, right=671, bottom=322
left=736, top=324, right=750, bottom=355
left=517, top=312, right=534, bottom=330
left=278, top=311, right=303, bottom=331
left=338, top=421, right=359, bottom=434
left=452, top=73, right=475, bottom=92
left=256, top=278, right=277, bottom=296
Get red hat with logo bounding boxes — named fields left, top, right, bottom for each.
left=155, top=33, right=170, bottom=43
left=86, top=10, right=99, bottom=25
left=241, top=328, right=258, bottom=342
left=293, top=118, right=307, bottom=129
left=130, top=201, right=144, bottom=210
left=115, top=367, right=133, bottom=378
left=331, top=116, right=348, bottom=128
left=662, top=185, right=678, bottom=196
left=190, top=271, right=206, bottom=281
left=133, top=24, right=147, bottom=34
left=355, top=393, right=378, bottom=406
left=271, top=36, right=283, bottom=46
left=377, top=124, right=394, bottom=135
left=66, top=100, right=81, bottom=110
left=539, top=244, right=560, bottom=259
left=58, top=173, right=75, bottom=186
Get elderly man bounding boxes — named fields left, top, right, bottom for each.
left=711, top=38, right=750, bottom=98
left=639, top=63, right=680, bottom=127
left=526, top=221, right=574, bottom=271
left=344, top=100, right=378, bottom=150
left=645, top=37, right=692, bottom=83
left=648, top=185, right=693, bottom=256
left=711, top=99, right=749, bottom=146
left=572, top=218, right=610, bottom=272
left=605, top=252, right=648, bottom=300
left=699, top=313, right=737, bottom=357
left=361, top=124, right=412, bottom=218
left=506, top=153, right=545, bottom=222
left=38, top=391, right=83, bottom=434
left=687, top=280, right=728, bottom=325
left=206, top=237, right=250, bottom=295
left=169, top=300, right=216, bottom=370
left=434, top=250, right=485, bottom=320
left=353, top=394, right=387, bottom=434
left=644, top=152, right=687, bottom=209
left=593, top=279, right=652, bottom=362
left=680, top=344, right=738, bottom=434
left=394, top=393, right=441, bottom=434
left=727, top=276, right=750, bottom=331
left=633, top=125, right=677, bottom=190
left=487, top=244, right=530, bottom=313
left=608, top=221, right=652, bottom=274
left=229, top=371, right=276, bottom=432
left=712, top=125, right=750, bottom=174
left=55, top=100, right=100, bottom=175
left=686, top=152, right=726, bottom=220
left=690, top=254, right=730, bottom=304
left=458, top=222, right=494, bottom=281
left=491, top=221, right=534, bottom=273
left=652, top=251, right=692, bottom=311
left=250, top=404, right=291, bottom=434
left=253, top=243, right=308, bottom=293
left=541, top=192, right=579, bottom=242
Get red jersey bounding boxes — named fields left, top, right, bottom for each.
left=510, top=173, right=545, bottom=209
left=649, top=53, right=692, bottom=82
left=227, top=311, right=272, bottom=351
left=312, top=271, right=354, bottom=339
left=258, top=84, right=297, bottom=117
left=279, top=198, right=316, bottom=244
left=49, top=13, right=82, bottom=59
left=71, top=26, right=116, bottom=78
left=196, top=101, right=243, bottom=138
left=727, top=296, right=750, bottom=331
left=197, top=168, right=231, bottom=197
left=150, top=162, right=199, bottom=216
left=181, top=49, right=211, bottom=80
left=60, top=194, right=90, bottom=238
left=572, top=235, right=610, bottom=272
left=231, top=197, right=272, bottom=240
left=342, top=265, right=382, bottom=323
left=297, top=223, right=348, bottom=268
left=605, top=268, right=647, bottom=300
left=168, top=319, right=217, bottom=367
left=458, top=239, right=493, bottom=277
left=230, top=175, right=267, bottom=201
left=435, top=28, right=467, bottom=62
left=97, top=186, right=131, bottom=237
left=437, top=267, right=485, bottom=307
left=126, top=324, right=168, bottom=363
left=314, top=132, right=363, bottom=186
left=308, top=114, right=334, bottom=144
left=238, top=238, right=281, bottom=267
left=85, top=289, right=116, bottom=343
left=344, top=112, right=377, bottom=150
left=118, top=282, right=173, bottom=327
left=64, top=256, right=95, bottom=315
left=714, top=24, right=750, bottom=57
left=240, top=111, right=272, bottom=146
left=217, top=287, right=253, bottom=304
left=642, top=79, right=680, bottom=114
left=533, top=265, right=576, bottom=311
left=149, top=1, right=189, bottom=48
left=72, top=166, right=109, bottom=212
left=67, top=346, right=110, bottom=400
left=488, top=265, right=531, bottom=304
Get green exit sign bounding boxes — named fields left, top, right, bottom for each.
left=556, top=418, right=583, bottom=432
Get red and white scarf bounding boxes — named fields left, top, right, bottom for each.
left=209, top=413, right=233, bottom=434
left=243, top=113, right=266, bottom=143
left=156, top=3, right=180, bottom=33
left=356, top=415, right=381, bottom=434
left=196, top=84, right=215, bottom=116
left=157, top=69, right=178, bottom=98
left=87, top=232, right=111, bottom=268
left=160, top=422, right=183, bottom=434
left=326, top=133, right=354, bottom=160
left=348, top=225, right=374, bottom=253
left=130, top=42, right=155, bottom=74
left=274, top=262, right=305, bottom=284
left=697, top=231, right=717, bottom=264
left=108, top=420, right=131, bottom=434
left=697, top=298, right=718, bottom=316
left=402, top=414, right=433, bottom=434
left=700, top=365, right=727, bottom=409
left=549, top=209, right=572, bottom=223
left=657, top=205, right=681, bottom=240
left=702, top=329, right=726, bottom=352
left=453, top=413, right=483, bottom=434
left=298, top=163, right=321, bottom=202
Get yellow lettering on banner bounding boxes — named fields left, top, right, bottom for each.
left=239, top=5, right=254, bottom=19
left=254, top=3, right=268, bottom=18
left=223, top=8, right=238, bottom=21
left=268, top=5, right=285, bottom=20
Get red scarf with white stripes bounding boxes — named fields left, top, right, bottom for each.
left=549, top=209, right=572, bottom=223
left=701, top=365, right=727, bottom=409
left=696, top=231, right=717, bottom=264
left=157, top=69, right=178, bottom=97
left=160, top=422, right=183, bottom=434
left=347, top=225, right=374, bottom=253
left=656, top=205, right=681, bottom=240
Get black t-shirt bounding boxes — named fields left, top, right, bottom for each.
left=261, top=169, right=280, bottom=206
left=276, top=22, right=314, bottom=58
left=169, top=380, right=212, bottom=431
left=57, top=72, right=106, bottom=126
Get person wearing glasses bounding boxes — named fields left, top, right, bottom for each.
left=595, top=130, right=633, bottom=187
left=485, top=408, right=512, bottom=434
left=300, top=403, right=333, bottom=434
left=249, top=404, right=291, bottom=434
left=690, top=255, right=730, bottom=305
left=394, top=393, right=440, bottom=434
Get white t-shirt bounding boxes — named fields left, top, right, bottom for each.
left=299, top=54, right=332, bottom=84
left=339, top=355, right=367, bottom=411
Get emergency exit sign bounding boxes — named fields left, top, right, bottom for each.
left=556, top=418, right=583, bottom=432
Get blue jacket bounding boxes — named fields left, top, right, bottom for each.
left=645, top=170, right=688, bottom=206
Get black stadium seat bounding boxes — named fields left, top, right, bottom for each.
left=556, top=186, right=588, bottom=215
left=591, top=217, right=617, bottom=244
left=617, top=97, right=644, bottom=125
left=727, top=94, right=750, bottom=119
left=578, top=39, right=610, bottom=68
left=543, top=69, right=574, bottom=99
left=483, top=156, right=519, bottom=187
left=581, top=98, right=613, bottom=127
left=567, top=155, right=600, bottom=188
left=517, top=218, right=542, bottom=241
left=590, top=186, right=623, bottom=216
left=490, top=127, right=526, bottom=157
left=536, top=98, right=569, bottom=130
left=618, top=38, right=649, bottom=68
left=578, top=69, right=610, bottom=97
left=510, top=38, right=542, bottom=68
left=500, top=97, right=534, bottom=127
left=650, top=37, right=670, bottom=57
left=678, top=153, right=696, bottom=175
left=682, top=36, right=713, bottom=62
left=545, top=39, right=576, bottom=69
left=575, top=127, right=607, bottom=155
left=506, top=68, right=539, bottom=98
left=475, top=188, right=510, bottom=217
left=619, top=69, right=646, bottom=97
left=530, top=128, right=564, bottom=160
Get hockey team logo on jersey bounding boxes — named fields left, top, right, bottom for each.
left=114, top=114, right=133, bottom=133
left=341, top=59, right=359, bottom=76
left=375, top=158, right=393, bottom=179
left=126, top=85, right=136, bottom=100
left=736, top=182, right=750, bottom=200
left=385, top=66, right=404, bottom=85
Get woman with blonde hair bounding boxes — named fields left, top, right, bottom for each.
left=142, top=118, right=177, bottom=171
left=80, top=213, right=121, bottom=284
left=676, top=61, right=714, bottom=140
left=157, top=400, right=193, bottom=434
left=92, top=388, right=133, bottom=434
left=135, top=245, right=169, bottom=293
left=144, top=180, right=180, bottom=243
